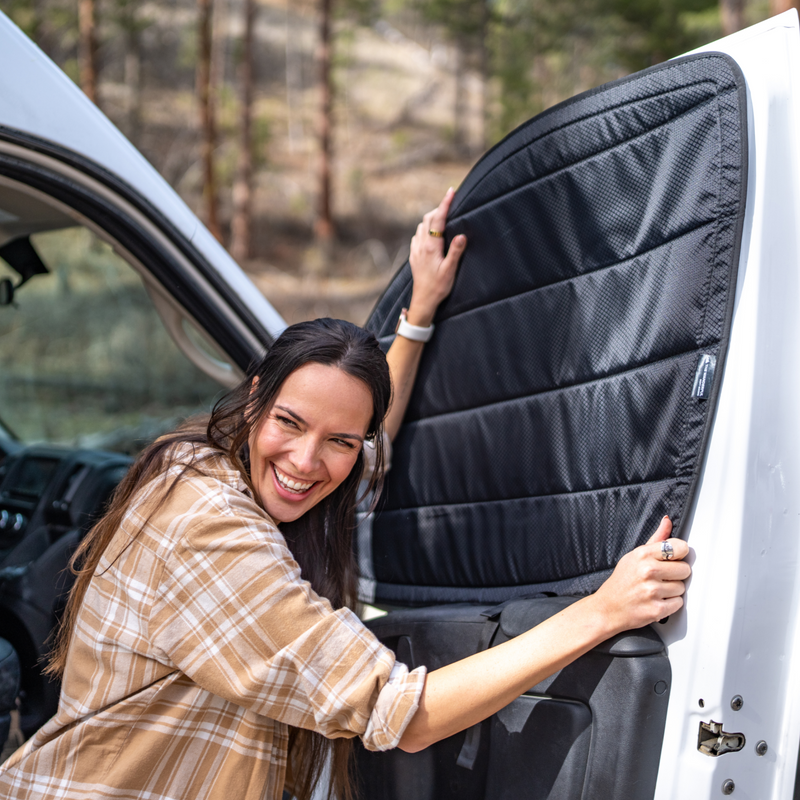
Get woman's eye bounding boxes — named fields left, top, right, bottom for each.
left=333, top=438, right=356, bottom=449
left=276, top=415, right=298, bottom=428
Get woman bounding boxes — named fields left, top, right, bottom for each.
left=0, top=190, right=690, bottom=800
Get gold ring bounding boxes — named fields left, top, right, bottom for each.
left=428, top=229, right=444, bottom=238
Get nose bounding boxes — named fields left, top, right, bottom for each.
left=290, top=434, right=322, bottom=475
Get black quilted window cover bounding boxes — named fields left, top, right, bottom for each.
left=364, top=53, right=748, bottom=606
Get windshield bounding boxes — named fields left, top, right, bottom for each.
left=0, top=225, right=226, bottom=455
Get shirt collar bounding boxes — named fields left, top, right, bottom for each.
left=171, top=441, right=253, bottom=498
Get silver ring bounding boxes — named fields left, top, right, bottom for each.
left=661, top=540, right=674, bottom=561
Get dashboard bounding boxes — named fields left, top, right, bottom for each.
left=0, top=446, right=130, bottom=571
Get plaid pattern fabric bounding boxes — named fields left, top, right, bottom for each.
left=0, top=445, right=424, bottom=800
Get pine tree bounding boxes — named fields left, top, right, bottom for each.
left=197, top=0, right=222, bottom=242
left=231, top=0, right=256, bottom=262
left=78, top=0, right=99, bottom=104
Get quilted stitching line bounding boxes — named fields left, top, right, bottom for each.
left=371, top=572, right=614, bottom=595
left=452, top=55, right=736, bottom=214
left=432, top=217, right=725, bottom=327
left=400, top=342, right=703, bottom=426
left=379, top=475, right=683, bottom=514
left=451, top=86, right=738, bottom=223
left=374, top=215, right=734, bottom=338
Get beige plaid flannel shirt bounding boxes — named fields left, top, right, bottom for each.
left=0, top=444, right=424, bottom=800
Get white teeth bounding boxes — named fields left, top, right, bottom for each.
left=273, top=466, right=314, bottom=494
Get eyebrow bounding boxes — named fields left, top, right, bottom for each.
left=274, top=405, right=364, bottom=443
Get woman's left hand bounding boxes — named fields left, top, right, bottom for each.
left=407, top=187, right=467, bottom=326
left=590, top=516, right=691, bottom=635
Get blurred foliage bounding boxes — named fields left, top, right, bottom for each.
left=5, top=0, right=78, bottom=55
left=1, top=0, right=767, bottom=260
left=413, top=0, right=490, bottom=44
left=106, top=0, right=152, bottom=38
left=3, top=0, right=729, bottom=143
left=383, top=0, right=724, bottom=141
left=607, top=0, right=722, bottom=68
left=3, top=0, right=40, bottom=39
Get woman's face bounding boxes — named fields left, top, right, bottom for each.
left=248, top=362, right=373, bottom=523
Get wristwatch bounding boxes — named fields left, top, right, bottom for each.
left=395, top=309, right=435, bottom=342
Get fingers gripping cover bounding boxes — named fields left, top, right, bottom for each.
left=363, top=53, right=747, bottom=605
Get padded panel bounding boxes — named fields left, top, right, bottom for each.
left=355, top=601, right=671, bottom=800
left=485, top=697, right=592, bottom=800
left=364, top=53, right=747, bottom=605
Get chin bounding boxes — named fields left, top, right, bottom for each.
left=266, top=497, right=317, bottom=525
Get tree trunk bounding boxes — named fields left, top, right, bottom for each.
left=78, top=0, right=99, bottom=105
left=315, top=0, right=335, bottom=243
left=212, top=0, right=228, bottom=102
left=478, top=0, right=490, bottom=153
left=285, top=6, right=304, bottom=153
left=720, top=0, right=745, bottom=35
left=452, top=43, right=468, bottom=157
left=770, top=0, right=800, bottom=13
left=231, top=0, right=256, bottom=263
left=121, top=4, right=143, bottom=145
left=197, top=0, right=222, bottom=242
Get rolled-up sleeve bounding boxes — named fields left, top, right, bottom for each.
left=147, top=478, right=424, bottom=749
left=361, top=660, right=425, bottom=751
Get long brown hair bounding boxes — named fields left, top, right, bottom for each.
left=47, top=318, right=392, bottom=800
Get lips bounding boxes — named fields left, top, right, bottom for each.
left=272, top=464, right=317, bottom=496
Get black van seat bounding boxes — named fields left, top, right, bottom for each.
left=0, top=637, right=20, bottom=755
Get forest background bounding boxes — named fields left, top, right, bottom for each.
left=3, top=0, right=796, bottom=324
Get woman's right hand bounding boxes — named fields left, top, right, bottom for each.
left=590, top=516, right=691, bottom=636
left=407, top=187, right=467, bottom=327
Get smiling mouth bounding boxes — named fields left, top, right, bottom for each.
left=272, top=464, right=317, bottom=495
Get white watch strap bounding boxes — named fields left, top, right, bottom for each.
left=396, top=310, right=435, bottom=342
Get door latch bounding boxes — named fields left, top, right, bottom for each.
left=698, top=720, right=746, bottom=756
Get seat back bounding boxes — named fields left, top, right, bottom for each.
left=0, top=637, right=20, bottom=756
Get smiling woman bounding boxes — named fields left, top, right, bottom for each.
left=0, top=192, right=690, bottom=800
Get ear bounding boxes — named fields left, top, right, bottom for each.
left=245, top=376, right=259, bottom=422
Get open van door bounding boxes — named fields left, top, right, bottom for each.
left=0, top=10, right=288, bottom=737
left=355, top=12, right=800, bottom=800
